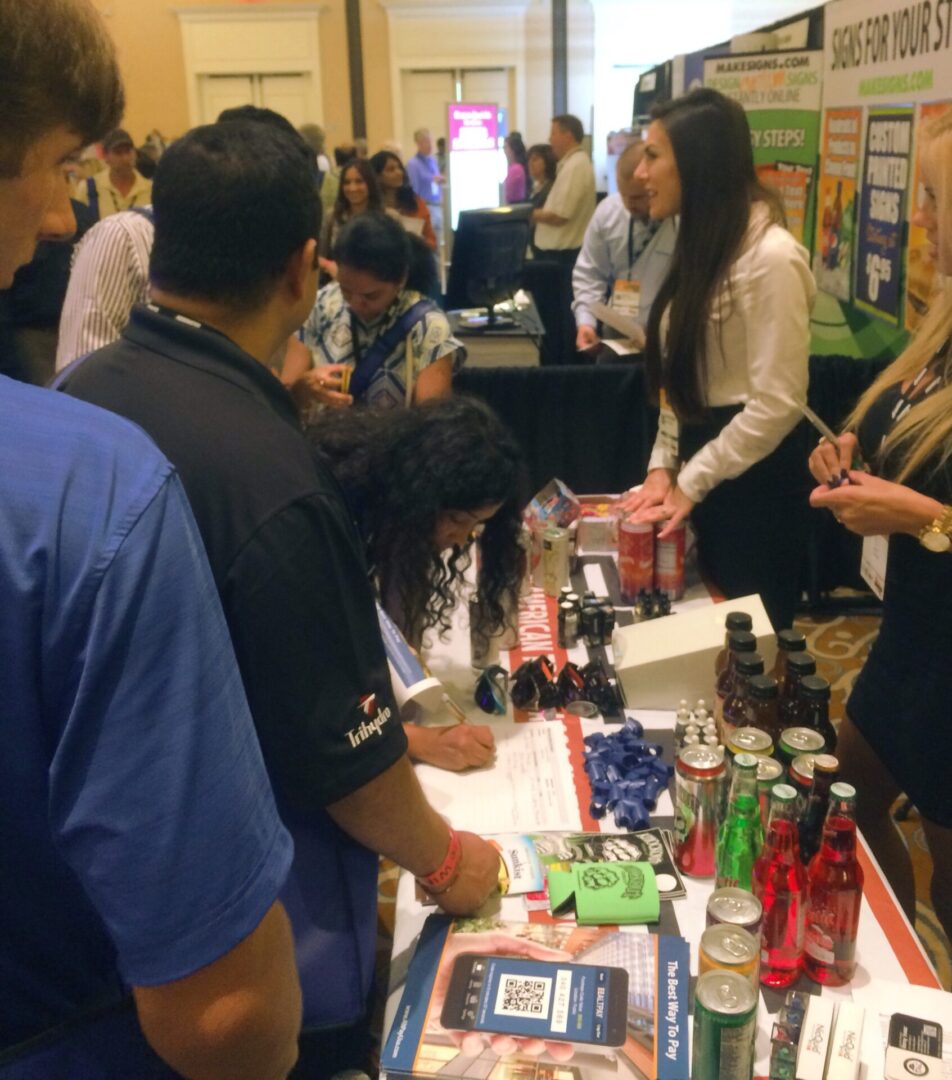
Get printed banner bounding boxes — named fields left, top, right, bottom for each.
left=704, top=51, right=823, bottom=247
left=855, top=105, right=914, bottom=324
left=905, top=100, right=952, bottom=330
left=814, top=107, right=863, bottom=301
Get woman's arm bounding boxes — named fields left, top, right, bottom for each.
left=810, top=471, right=948, bottom=538
left=413, top=353, right=453, bottom=403
left=417, top=198, right=437, bottom=250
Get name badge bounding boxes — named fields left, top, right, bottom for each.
left=611, top=278, right=641, bottom=319
left=860, top=534, right=888, bottom=600
left=658, top=388, right=679, bottom=458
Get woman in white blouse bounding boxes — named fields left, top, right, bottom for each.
left=621, top=89, right=816, bottom=629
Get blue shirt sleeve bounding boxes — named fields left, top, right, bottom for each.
left=49, top=472, right=293, bottom=987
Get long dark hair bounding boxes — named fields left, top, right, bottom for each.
left=527, top=142, right=556, bottom=183
left=644, top=88, right=785, bottom=421
left=333, top=158, right=382, bottom=224
left=369, top=149, right=417, bottom=213
left=307, top=396, right=527, bottom=646
left=506, top=132, right=529, bottom=172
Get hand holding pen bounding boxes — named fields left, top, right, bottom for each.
left=792, top=398, right=866, bottom=487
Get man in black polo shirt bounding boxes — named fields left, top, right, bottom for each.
left=59, top=120, right=499, bottom=1078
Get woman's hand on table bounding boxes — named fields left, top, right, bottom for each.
left=617, top=468, right=674, bottom=515
left=289, top=364, right=354, bottom=411
left=433, top=832, right=502, bottom=916
left=810, top=471, right=944, bottom=537
left=406, top=721, right=496, bottom=771
left=429, top=931, right=576, bottom=1061
left=808, top=431, right=860, bottom=485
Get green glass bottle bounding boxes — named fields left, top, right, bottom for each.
left=715, top=752, right=765, bottom=892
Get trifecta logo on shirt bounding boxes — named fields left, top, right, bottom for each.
left=346, top=693, right=393, bottom=748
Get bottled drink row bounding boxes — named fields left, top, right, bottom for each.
left=675, top=613, right=865, bottom=1077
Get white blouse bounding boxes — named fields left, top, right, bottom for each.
left=647, top=204, right=816, bottom=504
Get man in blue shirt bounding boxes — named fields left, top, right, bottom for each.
left=406, top=127, right=444, bottom=240
left=572, top=141, right=676, bottom=357
left=0, top=1, right=301, bottom=1076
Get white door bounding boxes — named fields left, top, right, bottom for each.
left=401, top=69, right=456, bottom=158
left=260, top=74, right=311, bottom=130
left=460, top=68, right=512, bottom=129
left=199, top=75, right=255, bottom=124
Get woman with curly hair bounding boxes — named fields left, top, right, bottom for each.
left=371, top=149, right=437, bottom=250
left=307, top=395, right=527, bottom=770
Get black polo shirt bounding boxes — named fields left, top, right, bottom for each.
left=60, top=303, right=407, bottom=812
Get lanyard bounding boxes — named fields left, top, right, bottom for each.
left=627, top=216, right=635, bottom=279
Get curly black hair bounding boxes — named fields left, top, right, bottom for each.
left=307, top=396, right=527, bottom=647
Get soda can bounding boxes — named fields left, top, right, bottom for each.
left=777, top=727, right=826, bottom=772
left=655, top=521, right=685, bottom=600
left=618, top=518, right=654, bottom=603
left=692, top=970, right=758, bottom=1080
left=755, top=757, right=784, bottom=828
left=541, top=526, right=570, bottom=597
left=727, top=727, right=774, bottom=761
left=557, top=601, right=579, bottom=649
left=469, top=595, right=499, bottom=669
left=706, top=887, right=763, bottom=936
left=673, top=745, right=727, bottom=878
left=699, top=924, right=760, bottom=990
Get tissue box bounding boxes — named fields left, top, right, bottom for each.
left=611, top=594, right=774, bottom=710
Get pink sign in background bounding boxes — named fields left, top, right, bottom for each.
left=448, top=104, right=497, bottom=152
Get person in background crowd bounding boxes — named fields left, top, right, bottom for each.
left=354, top=135, right=369, bottom=159
left=0, top=2, right=301, bottom=1076
left=407, top=127, right=444, bottom=241
left=526, top=142, right=557, bottom=255
left=503, top=132, right=529, bottom=204
left=308, top=395, right=527, bottom=769
left=572, top=141, right=676, bottom=356
left=59, top=120, right=499, bottom=1078
left=807, top=109, right=952, bottom=941
left=299, top=213, right=462, bottom=411
left=436, top=135, right=448, bottom=177
left=75, top=127, right=152, bottom=220
left=621, top=88, right=815, bottom=630
left=0, top=197, right=95, bottom=383
left=529, top=116, right=595, bottom=363
left=318, top=157, right=383, bottom=274
left=299, top=122, right=338, bottom=220
left=371, top=149, right=437, bottom=250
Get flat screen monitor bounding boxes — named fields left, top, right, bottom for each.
left=445, top=204, right=532, bottom=328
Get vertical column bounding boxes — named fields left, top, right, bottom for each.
left=345, top=0, right=367, bottom=138
left=552, top=0, right=568, bottom=115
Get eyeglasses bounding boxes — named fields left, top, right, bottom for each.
left=474, top=664, right=508, bottom=715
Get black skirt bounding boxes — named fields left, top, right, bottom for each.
left=680, top=407, right=811, bottom=630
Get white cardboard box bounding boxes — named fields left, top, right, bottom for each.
left=796, top=994, right=835, bottom=1080
left=611, top=594, right=774, bottom=710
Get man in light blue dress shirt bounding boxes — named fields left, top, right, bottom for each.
left=573, top=141, right=676, bottom=355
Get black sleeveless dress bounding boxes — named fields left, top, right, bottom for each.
left=847, top=344, right=952, bottom=826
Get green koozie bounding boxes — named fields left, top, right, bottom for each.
left=548, top=861, right=660, bottom=924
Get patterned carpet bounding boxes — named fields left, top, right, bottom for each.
left=795, top=610, right=952, bottom=990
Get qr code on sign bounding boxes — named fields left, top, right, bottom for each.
left=494, top=974, right=552, bottom=1018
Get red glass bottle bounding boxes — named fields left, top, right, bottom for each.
left=753, top=783, right=806, bottom=988
left=804, top=783, right=864, bottom=987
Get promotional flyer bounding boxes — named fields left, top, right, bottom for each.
left=813, top=106, right=863, bottom=301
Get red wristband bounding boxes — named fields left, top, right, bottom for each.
left=417, top=828, right=462, bottom=896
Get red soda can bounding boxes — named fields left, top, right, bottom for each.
left=655, top=521, right=685, bottom=599
left=618, top=518, right=654, bottom=603
left=674, top=745, right=726, bottom=878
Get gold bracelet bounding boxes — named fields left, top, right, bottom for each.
left=918, top=504, right=952, bottom=553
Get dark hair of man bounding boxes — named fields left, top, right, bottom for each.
left=307, top=395, right=527, bottom=646
left=218, top=105, right=320, bottom=186
left=527, top=143, right=557, bottom=182
left=332, top=212, right=410, bottom=285
left=334, top=145, right=357, bottom=168
left=369, top=150, right=417, bottom=214
left=0, top=0, right=124, bottom=178
left=643, top=88, right=785, bottom=421
left=333, top=158, right=383, bottom=224
left=552, top=114, right=584, bottom=144
left=150, top=121, right=321, bottom=310
left=505, top=132, right=529, bottom=172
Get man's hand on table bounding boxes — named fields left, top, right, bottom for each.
left=406, top=721, right=496, bottom=771
left=431, top=832, right=501, bottom=916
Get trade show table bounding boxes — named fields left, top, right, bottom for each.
left=381, top=552, right=947, bottom=1079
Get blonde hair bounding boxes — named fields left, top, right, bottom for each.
left=847, top=109, right=952, bottom=484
